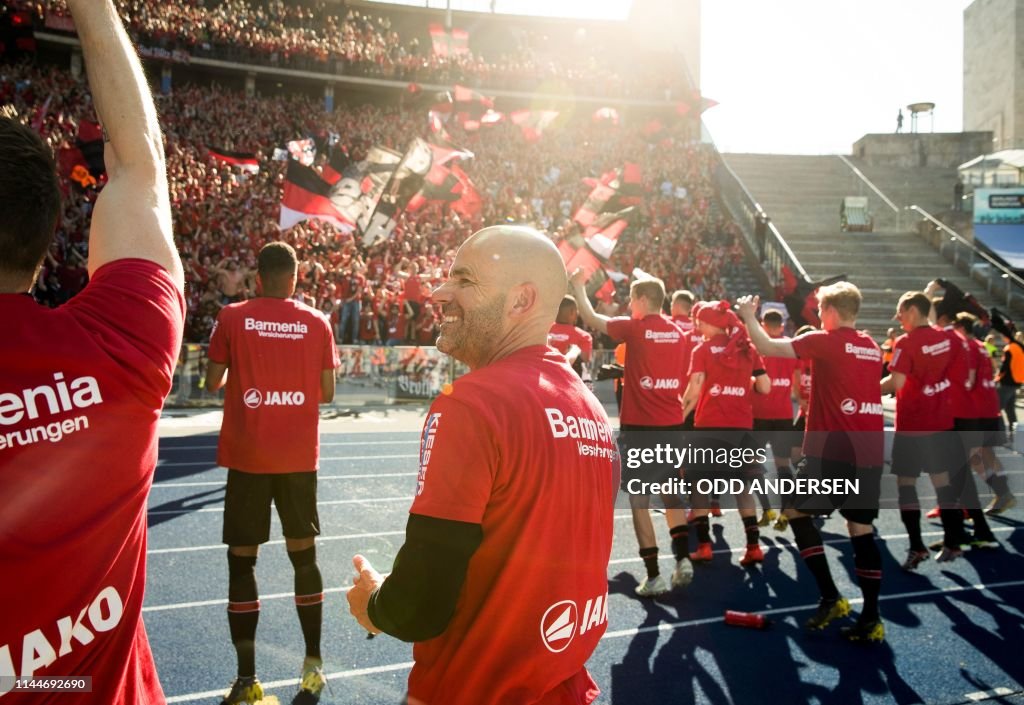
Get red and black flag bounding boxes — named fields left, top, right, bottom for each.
left=781, top=270, right=847, bottom=328
left=574, top=164, right=643, bottom=227
left=559, top=207, right=636, bottom=281
left=327, top=145, right=402, bottom=237
left=362, top=138, right=434, bottom=247
left=452, top=85, right=494, bottom=131
left=279, top=160, right=352, bottom=232
left=428, top=24, right=470, bottom=57
left=321, top=147, right=352, bottom=186
left=208, top=146, right=259, bottom=173
left=509, top=109, right=560, bottom=143
left=449, top=164, right=482, bottom=218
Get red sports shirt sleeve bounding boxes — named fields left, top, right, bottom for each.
left=411, top=396, right=497, bottom=525
left=688, top=341, right=708, bottom=377
left=791, top=330, right=826, bottom=360
left=65, top=259, right=185, bottom=404
left=889, top=337, right=912, bottom=376
left=208, top=307, right=231, bottom=364
left=605, top=316, right=635, bottom=343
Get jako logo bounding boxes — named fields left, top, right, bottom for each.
left=840, top=398, right=858, bottom=415
left=244, top=389, right=263, bottom=409
left=639, top=376, right=654, bottom=390
left=539, top=593, right=608, bottom=654
left=540, top=601, right=578, bottom=653
left=710, top=384, right=744, bottom=397
left=243, top=389, right=305, bottom=408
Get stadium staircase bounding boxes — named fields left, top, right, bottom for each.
left=721, top=153, right=1005, bottom=337
left=709, top=198, right=767, bottom=300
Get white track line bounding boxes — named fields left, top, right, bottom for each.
left=148, top=530, right=406, bottom=556
left=162, top=577, right=1024, bottom=703
left=164, top=440, right=420, bottom=451
left=144, top=527, right=1019, bottom=608
left=148, top=496, right=413, bottom=516
left=151, top=472, right=416, bottom=489
left=157, top=454, right=417, bottom=468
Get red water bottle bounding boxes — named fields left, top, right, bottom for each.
left=724, top=610, right=771, bottom=629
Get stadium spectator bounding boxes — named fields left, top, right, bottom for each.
left=347, top=226, right=618, bottom=704
left=0, top=0, right=184, bottom=702
left=205, top=241, right=340, bottom=705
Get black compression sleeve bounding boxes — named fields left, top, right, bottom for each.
left=367, top=513, right=483, bottom=642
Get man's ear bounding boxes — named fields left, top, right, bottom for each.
left=508, top=283, right=538, bottom=319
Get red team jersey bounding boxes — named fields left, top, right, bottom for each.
left=1, top=260, right=184, bottom=704
left=208, top=297, right=339, bottom=473
left=969, top=338, right=1001, bottom=419
left=671, top=314, right=703, bottom=384
left=688, top=334, right=764, bottom=429
left=890, top=326, right=955, bottom=432
left=547, top=323, right=593, bottom=360
left=941, top=327, right=972, bottom=420
left=752, top=349, right=800, bottom=421
left=409, top=347, right=618, bottom=705
left=606, top=315, right=687, bottom=426
left=791, top=328, right=884, bottom=466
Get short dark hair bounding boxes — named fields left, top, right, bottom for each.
left=258, top=242, right=297, bottom=289
left=953, top=311, right=978, bottom=336
left=557, top=295, right=577, bottom=324
left=762, top=310, right=784, bottom=326
left=932, top=296, right=955, bottom=323
left=898, top=291, right=931, bottom=318
left=0, top=109, right=62, bottom=283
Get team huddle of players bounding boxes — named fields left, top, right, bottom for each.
left=548, top=275, right=1018, bottom=644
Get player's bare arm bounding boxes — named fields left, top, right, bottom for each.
left=67, top=0, right=183, bottom=289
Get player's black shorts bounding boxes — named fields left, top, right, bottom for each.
left=618, top=424, right=687, bottom=495
left=683, top=427, right=764, bottom=485
left=794, top=415, right=806, bottom=433
left=791, top=456, right=881, bottom=524
left=890, top=432, right=961, bottom=477
left=223, top=469, right=320, bottom=546
left=752, top=417, right=800, bottom=459
left=955, top=417, right=1006, bottom=449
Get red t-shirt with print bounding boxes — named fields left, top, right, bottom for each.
left=606, top=315, right=687, bottom=426
left=0, top=260, right=184, bottom=705
left=209, top=297, right=339, bottom=473
left=688, top=334, right=764, bottom=429
left=408, top=347, right=618, bottom=705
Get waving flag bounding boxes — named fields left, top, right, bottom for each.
left=208, top=147, right=259, bottom=173
left=559, top=207, right=636, bottom=281
left=362, top=139, right=434, bottom=247
left=280, top=160, right=351, bottom=232
left=509, top=110, right=560, bottom=143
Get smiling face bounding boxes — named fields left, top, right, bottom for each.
left=430, top=241, right=508, bottom=370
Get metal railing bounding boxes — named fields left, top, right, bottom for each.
left=909, top=205, right=1024, bottom=310
left=713, top=154, right=811, bottom=290
left=170, top=344, right=464, bottom=408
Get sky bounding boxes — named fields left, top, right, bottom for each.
left=367, top=0, right=977, bottom=155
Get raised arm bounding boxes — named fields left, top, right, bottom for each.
left=67, top=0, right=183, bottom=289
left=736, top=295, right=797, bottom=359
left=568, top=268, right=612, bottom=335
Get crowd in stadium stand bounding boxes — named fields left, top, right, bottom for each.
left=33, top=0, right=687, bottom=99
left=3, top=56, right=744, bottom=346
